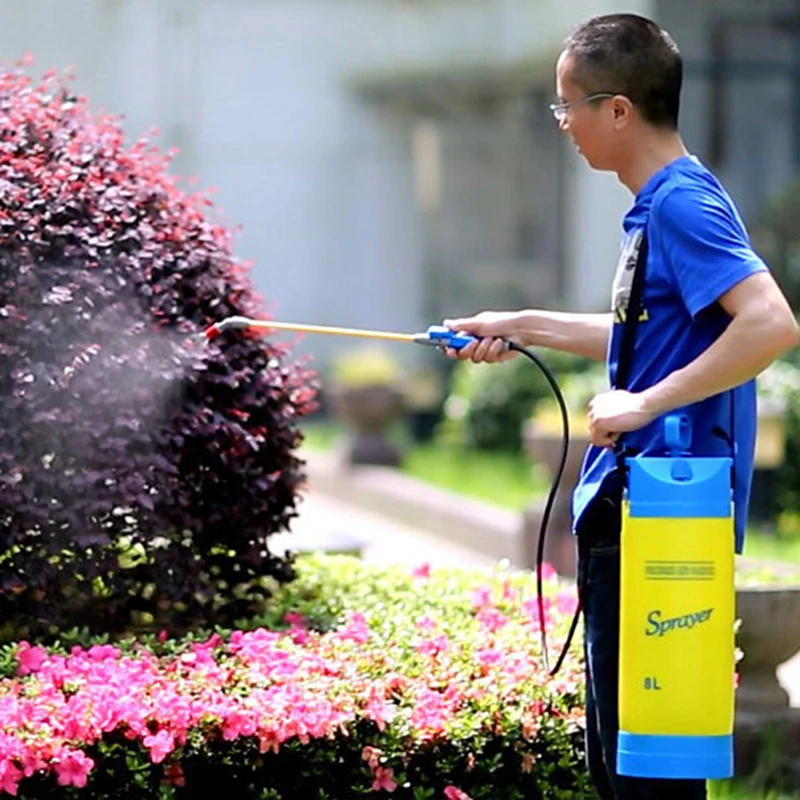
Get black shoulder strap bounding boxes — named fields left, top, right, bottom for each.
left=614, top=230, right=648, bottom=391
left=549, top=228, right=649, bottom=678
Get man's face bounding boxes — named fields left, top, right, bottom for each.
left=555, top=51, right=618, bottom=171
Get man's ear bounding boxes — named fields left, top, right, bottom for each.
left=612, top=96, right=634, bottom=128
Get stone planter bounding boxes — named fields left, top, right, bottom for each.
left=734, top=582, right=800, bottom=781
left=520, top=414, right=589, bottom=577
left=327, top=383, right=404, bottom=467
left=736, top=584, right=800, bottom=710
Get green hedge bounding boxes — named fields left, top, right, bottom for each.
left=0, top=555, right=589, bottom=799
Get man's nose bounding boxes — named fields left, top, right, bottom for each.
left=558, top=117, right=569, bottom=133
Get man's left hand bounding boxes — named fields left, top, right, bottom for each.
left=587, top=390, right=657, bottom=448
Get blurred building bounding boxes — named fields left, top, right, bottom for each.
left=1, top=0, right=798, bottom=367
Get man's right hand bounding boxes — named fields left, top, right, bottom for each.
left=441, top=311, right=522, bottom=363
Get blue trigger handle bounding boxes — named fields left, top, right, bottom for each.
left=425, top=325, right=479, bottom=350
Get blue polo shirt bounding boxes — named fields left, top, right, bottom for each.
left=572, top=156, right=767, bottom=553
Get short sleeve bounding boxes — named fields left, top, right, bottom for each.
left=655, top=185, right=767, bottom=318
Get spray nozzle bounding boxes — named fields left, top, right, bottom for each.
left=204, top=316, right=254, bottom=340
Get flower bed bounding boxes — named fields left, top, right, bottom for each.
left=0, top=555, right=588, bottom=799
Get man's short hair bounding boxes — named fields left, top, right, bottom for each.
left=564, top=14, right=682, bottom=130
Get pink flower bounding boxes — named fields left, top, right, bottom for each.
left=415, top=634, right=449, bottom=658
left=371, top=766, right=397, bottom=792
left=221, top=708, right=257, bottom=740
left=540, top=562, right=557, bottom=581
left=444, top=787, right=473, bottom=800
left=290, top=627, right=311, bottom=646
left=143, top=729, right=175, bottom=763
left=53, top=749, right=94, bottom=788
left=0, top=761, right=23, bottom=795
left=361, top=745, right=382, bottom=769
left=283, top=611, right=306, bottom=627
left=179, top=652, right=197, bottom=667
left=412, top=563, right=431, bottom=579
left=555, top=589, right=578, bottom=615
left=385, top=672, right=411, bottom=696
left=15, top=642, right=47, bottom=676
left=523, top=596, right=552, bottom=629
left=364, top=688, right=397, bottom=732
left=410, top=688, right=454, bottom=734
left=416, top=615, right=437, bottom=632
left=476, top=648, right=503, bottom=669
left=86, top=645, right=121, bottom=662
left=501, top=579, right=518, bottom=602
left=476, top=607, right=508, bottom=633
left=470, top=586, right=492, bottom=609
left=339, top=612, right=371, bottom=645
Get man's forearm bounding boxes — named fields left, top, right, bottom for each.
left=515, top=310, right=613, bottom=361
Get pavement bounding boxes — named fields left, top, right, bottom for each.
left=275, top=481, right=800, bottom=707
left=271, top=488, right=496, bottom=571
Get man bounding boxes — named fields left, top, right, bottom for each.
left=443, top=13, right=799, bottom=800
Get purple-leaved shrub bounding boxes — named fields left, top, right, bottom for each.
left=0, top=60, right=318, bottom=639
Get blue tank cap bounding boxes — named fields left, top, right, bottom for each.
left=628, top=456, right=732, bottom=518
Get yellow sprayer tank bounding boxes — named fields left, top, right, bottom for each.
left=617, top=415, right=735, bottom=779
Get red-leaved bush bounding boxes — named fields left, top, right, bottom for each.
left=0, top=60, right=318, bottom=639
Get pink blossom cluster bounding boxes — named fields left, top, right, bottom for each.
left=0, top=563, right=583, bottom=796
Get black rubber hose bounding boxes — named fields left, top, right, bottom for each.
left=507, top=342, right=576, bottom=675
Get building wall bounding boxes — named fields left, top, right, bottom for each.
left=656, top=0, right=799, bottom=221
left=12, top=0, right=796, bottom=372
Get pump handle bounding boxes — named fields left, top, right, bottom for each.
left=664, top=414, right=692, bottom=454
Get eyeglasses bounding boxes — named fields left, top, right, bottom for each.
left=549, top=93, right=615, bottom=122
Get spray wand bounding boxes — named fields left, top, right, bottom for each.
left=203, top=315, right=572, bottom=674
left=205, top=316, right=480, bottom=351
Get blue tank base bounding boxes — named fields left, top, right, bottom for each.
left=617, top=732, right=733, bottom=779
